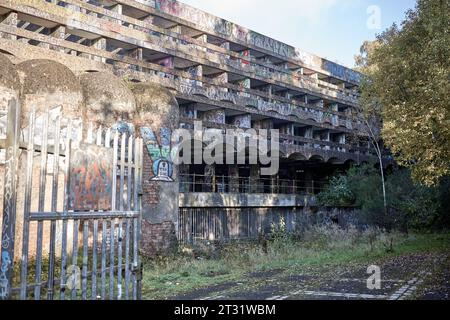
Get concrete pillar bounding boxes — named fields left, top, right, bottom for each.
left=169, top=25, right=181, bottom=34
left=249, top=164, right=260, bottom=193
left=0, top=12, right=17, bottom=40
left=203, top=109, right=225, bottom=124
left=129, top=47, right=143, bottom=71
left=237, top=78, right=251, bottom=97
left=233, top=114, right=251, bottom=129
left=187, top=64, right=203, bottom=86
left=204, top=164, right=215, bottom=192
left=211, top=72, right=228, bottom=90
left=110, top=4, right=123, bottom=25
left=131, top=82, right=180, bottom=257
left=228, top=165, right=239, bottom=193
left=305, top=171, right=314, bottom=195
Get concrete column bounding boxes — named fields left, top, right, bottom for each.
left=169, top=25, right=181, bottom=33
left=187, top=64, right=203, bottom=86
left=220, top=41, right=230, bottom=59
left=92, top=37, right=107, bottom=62
left=204, top=164, right=215, bottom=192
left=129, top=47, right=143, bottom=71
left=49, top=26, right=66, bottom=52
left=305, top=170, right=314, bottom=195
left=109, top=4, right=123, bottom=25
left=211, top=72, right=228, bottom=90
left=0, top=12, right=17, bottom=40
left=233, top=114, right=251, bottom=129
left=237, top=78, right=251, bottom=97
left=131, top=82, right=180, bottom=257
left=271, top=175, right=279, bottom=194
left=249, top=164, right=260, bottom=193
left=228, top=165, right=239, bottom=193
left=203, top=109, right=225, bottom=124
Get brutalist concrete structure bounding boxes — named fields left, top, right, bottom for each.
left=0, top=0, right=373, bottom=255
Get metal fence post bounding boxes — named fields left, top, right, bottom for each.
left=0, top=99, right=21, bottom=300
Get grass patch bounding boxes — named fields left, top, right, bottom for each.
left=141, top=227, right=450, bottom=300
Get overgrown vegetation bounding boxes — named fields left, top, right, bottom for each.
left=317, top=164, right=450, bottom=231
left=141, top=225, right=450, bottom=299
left=356, top=0, right=450, bottom=186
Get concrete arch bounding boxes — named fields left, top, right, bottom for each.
left=327, top=157, right=342, bottom=165
left=131, top=81, right=179, bottom=131
left=79, top=71, right=136, bottom=127
left=0, top=49, right=15, bottom=59
left=309, top=154, right=325, bottom=162
left=17, top=59, right=83, bottom=127
left=288, top=152, right=307, bottom=161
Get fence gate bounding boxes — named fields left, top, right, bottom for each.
left=0, top=99, right=143, bottom=300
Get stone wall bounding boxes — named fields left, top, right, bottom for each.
left=0, top=53, right=181, bottom=260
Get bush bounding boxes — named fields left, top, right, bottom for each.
left=317, top=175, right=355, bottom=207
left=317, top=164, right=450, bottom=231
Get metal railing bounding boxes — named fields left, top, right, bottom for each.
left=179, top=174, right=327, bottom=195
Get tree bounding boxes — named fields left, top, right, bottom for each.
left=353, top=40, right=389, bottom=216
left=357, top=0, right=450, bottom=186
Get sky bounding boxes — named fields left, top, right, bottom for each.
left=180, top=0, right=417, bottom=68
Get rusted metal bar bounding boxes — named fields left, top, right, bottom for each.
left=47, top=115, right=61, bottom=300
left=81, top=220, right=89, bottom=299
left=60, top=120, right=72, bottom=300
left=35, top=111, right=49, bottom=300
left=91, top=219, right=98, bottom=300
left=19, top=109, right=36, bottom=300
left=71, top=219, right=79, bottom=300
left=100, top=219, right=107, bottom=300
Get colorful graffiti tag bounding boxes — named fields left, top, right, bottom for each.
left=68, top=144, right=113, bottom=211
left=141, top=127, right=174, bottom=182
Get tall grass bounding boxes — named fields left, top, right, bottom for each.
left=141, top=225, right=450, bottom=299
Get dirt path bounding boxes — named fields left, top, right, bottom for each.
left=168, top=252, right=450, bottom=300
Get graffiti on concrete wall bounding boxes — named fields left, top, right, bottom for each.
left=112, top=121, right=135, bottom=136
left=203, top=109, right=225, bottom=124
left=233, top=114, right=251, bottom=129
left=68, top=144, right=113, bottom=211
left=141, top=127, right=174, bottom=182
left=154, top=56, right=174, bottom=69
left=154, top=0, right=361, bottom=83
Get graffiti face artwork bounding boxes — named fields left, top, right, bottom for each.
left=141, top=127, right=175, bottom=182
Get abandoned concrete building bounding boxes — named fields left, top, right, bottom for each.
left=0, top=0, right=373, bottom=260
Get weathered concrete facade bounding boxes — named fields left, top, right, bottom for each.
left=0, top=0, right=374, bottom=252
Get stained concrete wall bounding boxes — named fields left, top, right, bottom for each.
left=0, top=55, right=181, bottom=259
left=131, top=82, right=180, bottom=257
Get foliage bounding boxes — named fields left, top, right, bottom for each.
left=357, top=0, right=450, bottom=186
left=317, top=164, right=449, bottom=230
left=316, top=175, right=355, bottom=207
left=141, top=231, right=450, bottom=299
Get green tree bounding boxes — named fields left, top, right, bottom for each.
left=357, top=0, right=450, bottom=186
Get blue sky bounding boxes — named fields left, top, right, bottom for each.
left=180, top=0, right=416, bottom=68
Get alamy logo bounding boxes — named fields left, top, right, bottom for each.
left=367, top=5, right=381, bottom=30
left=172, top=121, right=280, bottom=176
left=367, top=265, right=381, bottom=290
left=66, top=265, right=81, bottom=291
left=140, top=121, right=281, bottom=179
